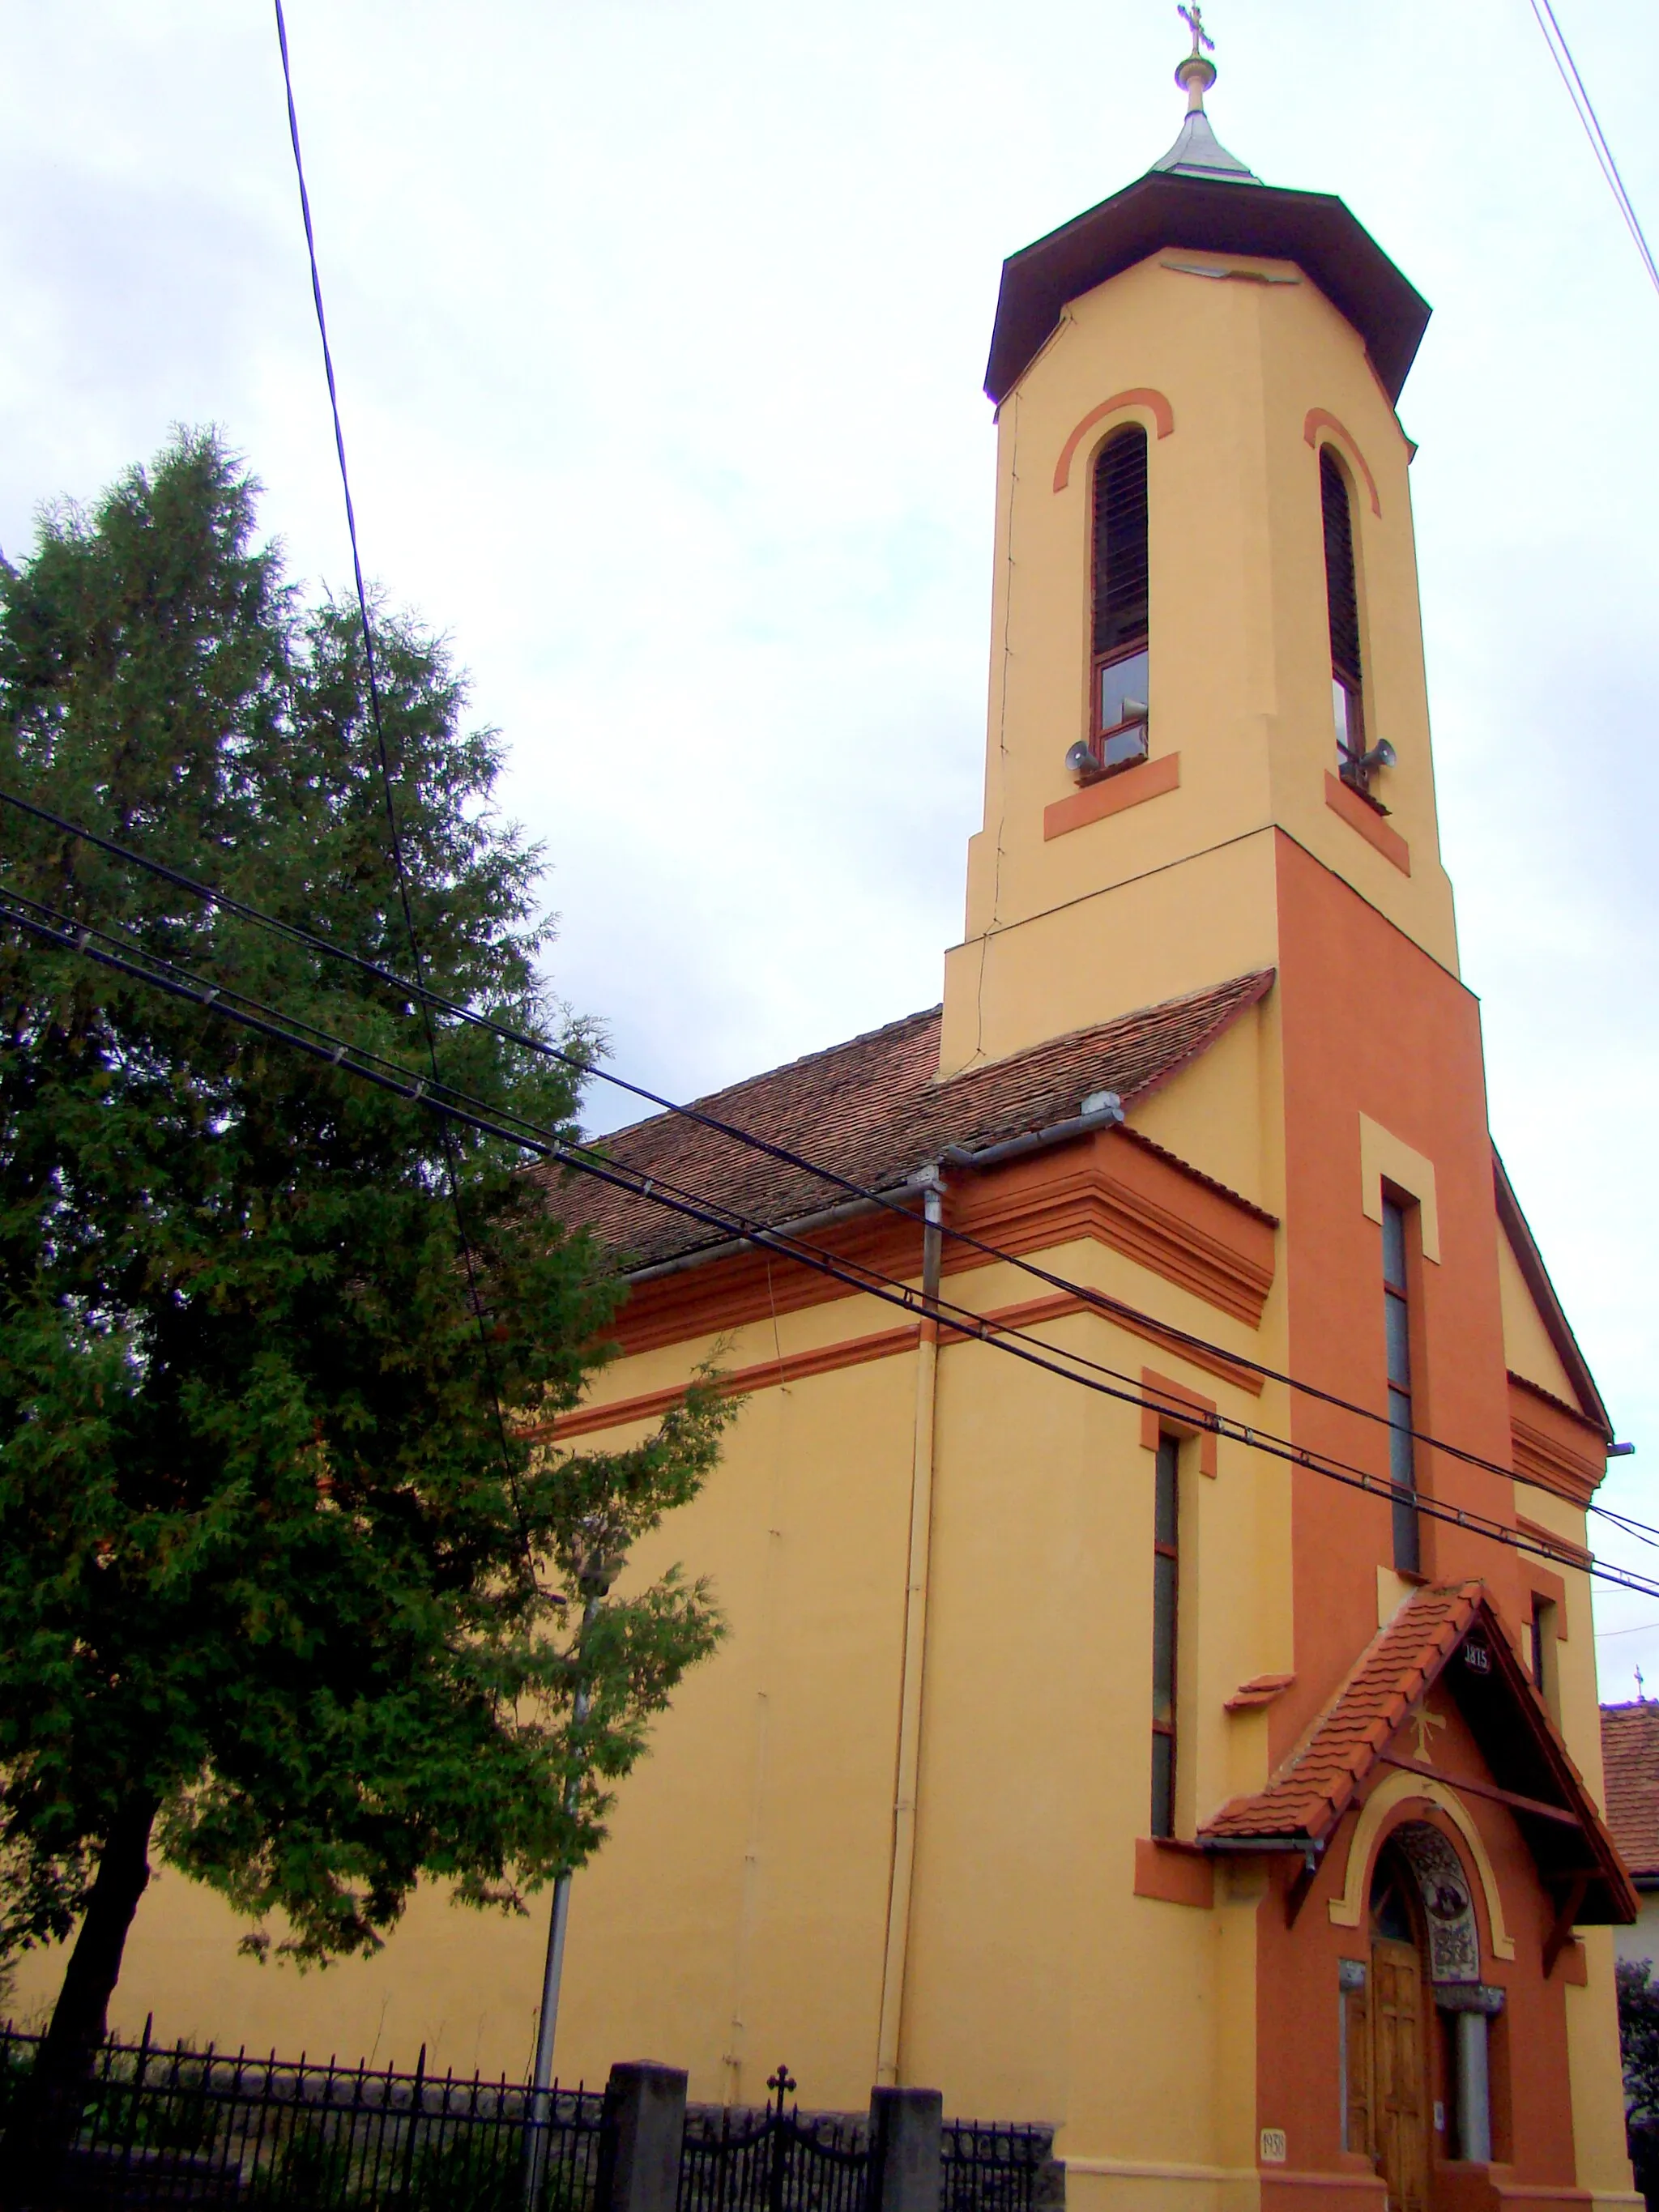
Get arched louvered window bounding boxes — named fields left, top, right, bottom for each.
left=1090, top=426, right=1149, bottom=774
left=1320, top=446, right=1367, bottom=783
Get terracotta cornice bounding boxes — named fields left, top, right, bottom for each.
left=543, top=1270, right=1269, bottom=1442
left=947, top=1289, right=1265, bottom=1396
left=531, top=1322, right=923, bottom=1443
left=608, top=1124, right=1277, bottom=1357
left=1508, top=1375, right=1606, bottom=1509
left=1516, top=1514, right=1591, bottom=1572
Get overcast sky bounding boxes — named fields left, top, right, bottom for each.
left=2, top=1, right=1656, bottom=1679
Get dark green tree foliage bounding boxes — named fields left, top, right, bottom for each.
left=1620, top=1958, right=1659, bottom=2207
left=0, top=432, right=728, bottom=2197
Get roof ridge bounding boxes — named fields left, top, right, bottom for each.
left=932, top=969, right=1273, bottom=1093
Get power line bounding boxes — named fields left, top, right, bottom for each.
left=1527, top=0, right=1659, bottom=299
left=6, top=885, right=1653, bottom=1607
left=0, top=781, right=1627, bottom=1528
left=271, top=0, right=524, bottom=1526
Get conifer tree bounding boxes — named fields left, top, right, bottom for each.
left=0, top=430, right=728, bottom=2201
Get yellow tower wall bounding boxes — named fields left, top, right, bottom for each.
left=942, top=248, right=1458, bottom=1078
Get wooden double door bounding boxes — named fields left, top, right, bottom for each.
left=1371, top=1935, right=1431, bottom=2212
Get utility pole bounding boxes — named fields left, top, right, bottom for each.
left=523, top=1543, right=623, bottom=2210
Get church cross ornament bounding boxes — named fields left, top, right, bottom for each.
left=1409, top=1704, right=1448, bottom=1763
left=1179, top=4, right=1215, bottom=58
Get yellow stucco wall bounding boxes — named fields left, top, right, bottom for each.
left=1497, top=1228, right=1580, bottom=1404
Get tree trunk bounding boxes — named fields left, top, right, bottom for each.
left=0, top=1791, right=159, bottom=2212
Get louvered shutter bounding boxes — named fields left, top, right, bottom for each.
left=1320, top=447, right=1363, bottom=687
left=1092, top=428, right=1149, bottom=659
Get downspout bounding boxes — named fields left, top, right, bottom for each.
left=876, top=1166, right=945, bottom=2086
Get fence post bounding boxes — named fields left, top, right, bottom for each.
left=867, top=2088, right=942, bottom=2212
left=596, top=2061, right=689, bottom=2212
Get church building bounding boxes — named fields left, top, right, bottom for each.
left=48, top=25, right=1640, bottom=2212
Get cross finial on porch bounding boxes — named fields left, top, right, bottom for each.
left=1409, top=1705, right=1448, bottom=1762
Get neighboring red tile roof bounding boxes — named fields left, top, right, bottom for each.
left=1203, top=1582, right=1487, bottom=1843
left=553, top=970, right=1275, bottom=1270
left=1601, top=1701, right=1659, bottom=1882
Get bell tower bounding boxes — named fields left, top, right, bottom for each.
left=939, top=17, right=1458, bottom=1075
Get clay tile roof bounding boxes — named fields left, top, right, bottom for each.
left=1202, top=1581, right=1637, bottom=1923
left=552, top=969, right=1275, bottom=1271
left=1601, top=1701, right=1659, bottom=1882
left=1202, top=1582, right=1486, bottom=1843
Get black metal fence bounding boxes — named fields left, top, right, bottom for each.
left=0, top=2025, right=604, bottom=2212
left=0, top=2027, right=1053, bottom=2212
left=940, top=2120, right=1051, bottom=2212
left=679, top=2068, right=869, bottom=2212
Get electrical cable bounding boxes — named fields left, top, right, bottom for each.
left=0, top=781, right=1627, bottom=1522
left=1527, top=0, right=1659, bottom=299
left=271, top=0, right=524, bottom=1532
left=254, top=0, right=1647, bottom=1582
left=5, top=884, right=1653, bottom=1607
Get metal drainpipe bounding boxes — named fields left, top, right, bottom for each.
left=875, top=1170, right=945, bottom=2086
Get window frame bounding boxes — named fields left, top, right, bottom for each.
left=1320, top=444, right=1378, bottom=803
left=1149, top=1433, right=1180, bottom=1839
left=1382, top=1193, right=1422, bottom=1576
left=1085, top=425, right=1151, bottom=782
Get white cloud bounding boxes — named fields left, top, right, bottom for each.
left=2, top=0, right=1655, bottom=1665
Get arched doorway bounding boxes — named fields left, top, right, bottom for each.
left=1369, top=1845, right=1432, bottom=2212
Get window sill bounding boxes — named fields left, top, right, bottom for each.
left=1046, top=751, right=1180, bottom=842
left=1133, top=1835, right=1214, bottom=1908
left=1325, top=772, right=1410, bottom=875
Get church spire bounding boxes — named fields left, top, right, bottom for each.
left=1149, top=3, right=1260, bottom=185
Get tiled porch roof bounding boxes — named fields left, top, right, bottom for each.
left=1201, top=1580, right=1636, bottom=1924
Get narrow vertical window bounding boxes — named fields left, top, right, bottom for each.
left=1090, top=427, right=1150, bottom=774
left=1529, top=1596, right=1557, bottom=1711
left=1321, top=447, right=1367, bottom=786
left=1383, top=1197, right=1420, bottom=1575
left=1150, top=1435, right=1179, bottom=1838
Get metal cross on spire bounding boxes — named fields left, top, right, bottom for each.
left=1178, top=4, right=1214, bottom=59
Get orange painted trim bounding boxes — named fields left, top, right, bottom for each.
left=1226, top=1673, right=1296, bottom=1711
left=1517, top=1514, right=1591, bottom=1574
left=1052, top=386, right=1175, bottom=492
left=1140, top=1366, right=1219, bottom=1476
left=1557, top=1937, right=1588, bottom=1987
left=1324, top=772, right=1411, bottom=874
left=1303, top=408, right=1382, bottom=517
left=544, top=1269, right=1269, bottom=1442
left=1523, top=1562, right=1568, bottom=1641
left=969, top=1288, right=1264, bottom=1395
left=1044, top=752, right=1180, bottom=842
left=539, top=1322, right=921, bottom=1440
left=1258, top=2177, right=1386, bottom=2201
left=1132, top=1835, right=1214, bottom=1907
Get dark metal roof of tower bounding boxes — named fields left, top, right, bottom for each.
left=983, top=35, right=1431, bottom=406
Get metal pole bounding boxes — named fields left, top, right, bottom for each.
left=524, top=1577, right=608, bottom=2211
